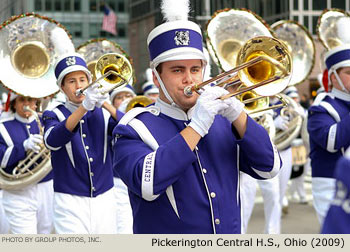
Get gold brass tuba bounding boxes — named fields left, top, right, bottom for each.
left=0, top=13, right=74, bottom=189
left=125, top=96, right=154, bottom=113
left=76, top=39, right=134, bottom=96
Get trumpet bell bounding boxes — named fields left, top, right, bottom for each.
left=77, top=38, right=134, bottom=83
left=126, top=95, right=154, bottom=112
left=239, top=90, right=269, bottom=118
left=237, top=36, right=292, bottom=96
left=95, top=53, right=133, bottom=86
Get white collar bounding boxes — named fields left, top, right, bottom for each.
left=64, top=100, right=80, bottom=113
left=155, top=98, right=194, bottom=121
left=331, top=88, right=350, bottom=101
left=15, top=112, right=35, bottom=124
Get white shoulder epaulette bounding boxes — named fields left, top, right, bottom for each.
left=119, top=105, right=160, bottom=126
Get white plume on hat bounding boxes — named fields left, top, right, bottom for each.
left=50, top=27, right=75, bottom=56
left=161, top=0, right=190, bottom=22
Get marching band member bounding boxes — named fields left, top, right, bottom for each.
left=112, top=0, right=281, bottom=234
left=110, top=85, right=135, bottom=234
left=142, top=68, right=159, bottom=102
left=0, top=93, right=53, bottom=234
left=42, top=53, right=121, bottom=234
left=308, top=44, right=350, bottom=225
left=110, top=83, right=136, bottom=113
left=321, top=147, right=350, bottom=234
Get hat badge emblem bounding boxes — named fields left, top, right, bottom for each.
left=174, top=31, right=190, bottom=46
left=65, top=56, right=76, bottom=66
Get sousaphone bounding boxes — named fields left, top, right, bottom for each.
left=0, top=13, right=74, bottom=190
left=271, top=20, right=314, bottom=149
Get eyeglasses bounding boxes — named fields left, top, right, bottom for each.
left=115, top=93, right=134, bottom=100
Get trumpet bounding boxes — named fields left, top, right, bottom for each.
left=76, top=53, right=133, bottom=96
left=184, top=36, right=292, bottom=100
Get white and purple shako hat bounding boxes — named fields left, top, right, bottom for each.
left=147, top=0, right=206, bottom=106
left=142, top=68, right=159, bottom=96
left=54, top=53, right=92, bottom=88
left=283, top=86, right=299, bottom=99
left=110, top=83, right=136, bottom=103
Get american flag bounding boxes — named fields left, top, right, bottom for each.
left=102, top=5, right=117, bottom=35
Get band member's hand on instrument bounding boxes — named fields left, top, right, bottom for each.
left=188, top=86, right=229, bottom=137
left=82, top=84, right=99, bottom=111
left=274, top=115, right=289, bottom=131
left=23, top=134, right=43, bottom=153
left=220, top=96, right=245, bottom=123
left=95, top=90, right=109, bottom=108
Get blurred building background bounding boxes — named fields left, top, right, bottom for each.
left=0, top=0, right=350, bottom=97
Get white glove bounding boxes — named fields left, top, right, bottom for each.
left=220, top=96, right=245, bottom=123
left=23, top=134, right=43, bottom=153
left=274, top=115, right=289, bottom=130
left=118, top=97, right=132, bottom=113
left=189, top=86, right=229, bottom=137
left=82, top=84, right=99, bottom=111
left=96, top=91, right=109, bottom=108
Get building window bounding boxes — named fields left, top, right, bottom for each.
left=293, top=15, right=298, bottom=22
left=117, top=24, right=126, bottom=38
left=313, top=0, right=327, bottom=10
left=293, top=0, right=298, bottom=10
left=74, top=0, right=81, bottom=11
left=331, top=0, right=346, bottom=9
left=90, top=0, right=98, bottom=11
left=63, top=0, right=70, bottom=11
left=304, top=16, right=309, bottom=30
left=54, top=0, right=62, bottom=11
left=63, top=23, right=82, bottom=38
left=45, top=0, right=52, bottom=11
left=35, top=0, right=42, bottom=11
left=304, top=0, right=308, bottom=10
left=89, top=23, right=100, bottom=38
left=118, top=0, right=125, bottom=12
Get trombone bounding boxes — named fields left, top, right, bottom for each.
left=76, top=53, right=133, bottom=96
left=184, top=36, right=292, bottom=102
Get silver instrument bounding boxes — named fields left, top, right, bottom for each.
left=0, top=13, right=75, bottom=98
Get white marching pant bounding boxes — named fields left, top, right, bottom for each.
left=53, top=188, right=117, bottom=234
left=0, top=190, right=9, bottom=234
left=240, top=172, right=281, bottom=234
left=290, top=158, right=310, bottom=202
left=2, top=180, right=53, bottom=234
left=278, top=148, right=293, bottom=207
left=113, top=177, right=133, bottom=234
left=312, top=177, right=336, bottom=226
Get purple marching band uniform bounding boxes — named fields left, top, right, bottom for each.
left=0, top=114, right=51, bottom=182
left=42, top=52, right=122, bottom=233
left=0, top=106, right=53, bottom=234
left=43, top=104, right=123, bottom=197
left=308, top=45, right=350, bottom=225
left=114, top=102, right=281, bottom=234
left=322, top=147, right=350, bottom=234
left=112, top=8, right=282, bottom=234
